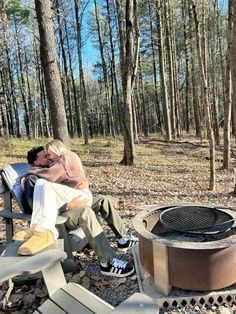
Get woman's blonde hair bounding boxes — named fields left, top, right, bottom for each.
left=46, top=139, right=80, bottom=168
left=45, top=139, right=68, bottom=158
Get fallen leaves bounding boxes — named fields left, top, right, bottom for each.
left=91, top=275, right=109, bottom=290
left=1, top=135, right=236, bottom=313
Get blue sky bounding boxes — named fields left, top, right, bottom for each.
left=81, top=0, right=99, bottom=75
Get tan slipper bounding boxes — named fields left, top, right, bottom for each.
left=18, top=230, right=55, bottom=255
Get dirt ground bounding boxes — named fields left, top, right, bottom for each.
left=0, top=135, right=236, bottom=313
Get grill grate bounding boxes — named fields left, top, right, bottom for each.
left=160, top=206, right=234, bottom=234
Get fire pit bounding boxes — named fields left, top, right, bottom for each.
left=133, top=204, right=236, bottom=296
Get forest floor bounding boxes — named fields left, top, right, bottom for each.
left=0, top=134, right=236, bottom=313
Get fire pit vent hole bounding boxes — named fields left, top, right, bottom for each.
left=181, top=300, right=187, bottom=306
left=217, top=296, right=223, bottom=303
left=208, top=297, right=214, bottom=304
left=199, top=298, right=205, bottom=305
left=226, top=295, right=232, bottom=302
left=190, top=299, right=196, bottom=306
left=172, top=301, right=178, bottom=307
left=163, top=301, right=169, bottom=308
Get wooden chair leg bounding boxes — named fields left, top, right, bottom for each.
left=42, top=261, right=67, bottom=296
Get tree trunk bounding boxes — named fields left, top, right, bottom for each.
left=106, top=0, right=121, bottom=134
left=94, top=0, right=115, bottom=138
left=116, top=0, right=135, bottom=165
left=231, top=0, right=236, bottom=147
left=64, top=21, right=82, bottom=137
left=74, top=0, right=89, bottom=144
left=138, top=56, right=148, bottom=137
left=156, top=0, right=172, bottom=141
left=164, top=0, right=176, bottom=138
left=148, top=4, right=162, bottom=132
left=0, top=5, right=20, bottom=137
left=191, top=0, right=216, bottom=191
left=223, top=0, right=232, bottom=169
left=188, top=1, right=201, bottom=138
left=55, top=0, right=74, bottom=136
left=34, top=0, right=69, bottom=145
left=182, top=0, right=190, bottom=133
left=14, top=17, right=32, bottom=138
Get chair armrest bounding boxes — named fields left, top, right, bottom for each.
left=0, top=249, right=67, bottom=283
left=0, top=209, right=31, bottom=221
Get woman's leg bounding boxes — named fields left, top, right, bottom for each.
left=32, top=180, right=92, bottom=239
left=18, top=180, right=92, bottom=255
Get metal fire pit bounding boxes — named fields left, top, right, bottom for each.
left=133, top=204, right=236, bottom=296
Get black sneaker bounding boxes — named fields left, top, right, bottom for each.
left=117, top=235, right=138, bottom=252
left=100, top=257, right=134, bottom=277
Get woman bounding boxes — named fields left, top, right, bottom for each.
left=15, top=139, right=93, bottom=254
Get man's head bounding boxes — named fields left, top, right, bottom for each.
left=27, top=146, right=49, bottom=166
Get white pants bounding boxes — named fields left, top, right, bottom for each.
left=31, top=179, right=93, bottom=239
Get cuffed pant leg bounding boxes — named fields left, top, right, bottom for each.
left=92, top=194, right=127, bottom=238
left=31, top=179, right=59, bottom=239
left=75, top=206, right=114, bottom=262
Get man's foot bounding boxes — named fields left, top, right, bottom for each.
left=118, top=235, right=138, bottom=252
left=13, top=224, right=37, bottom=241
left=100, top=257, right=134, bottom=277
left=18, top=230, right=55, bottom=255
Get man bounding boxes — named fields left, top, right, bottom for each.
left=22, top=146, right=49, bottom=212
left=15, top=146, right=138, bottom=277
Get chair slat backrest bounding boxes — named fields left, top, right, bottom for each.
left=1, top=162, right=29, bottom=212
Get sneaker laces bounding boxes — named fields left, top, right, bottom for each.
left=126, top=234, right=138, bottom=241
left=110, top=257, right=127, bottom=269
left=119, top=234, right=138, bottom=244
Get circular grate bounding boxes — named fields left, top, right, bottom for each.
left=159, top=206, right=234, bottom=234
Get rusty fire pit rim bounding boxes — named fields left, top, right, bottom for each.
left=133, top=203, right=236, bottom=249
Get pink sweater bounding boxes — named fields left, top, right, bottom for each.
left=27, top=151, right=89, bottom=189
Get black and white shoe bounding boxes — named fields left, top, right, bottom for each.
left=100, top=257, right=134, bottom=277
left=117, top=235, right=138, bottom=252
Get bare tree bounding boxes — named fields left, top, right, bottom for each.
left=116, top=0, right=138, bottom=165
left=191, top=0, right=215, bottom=191
left=223, top=0, right=233, bottom=169
left=156, top=0, right=172, bottom=141
left=94, top=0, right=115, bottom=138
left=74, top=0, right=89, bottom=144
left=34, top=0, right=69, bottom=144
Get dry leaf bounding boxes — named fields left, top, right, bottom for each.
left=23, top=293, right=35, bottom=306
left=113, top=277, right=126, bottom=288
left=34, top=287, right=47, bottom=298
left=81, top=277, right=90, bottom=289
left=91, top=275, right=109, bottom=291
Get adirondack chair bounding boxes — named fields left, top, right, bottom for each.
left=0, top=248, right=159, bottom=314
left=0, top=162, right=88, bottom=271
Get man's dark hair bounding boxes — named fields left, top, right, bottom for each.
left=27, top=146, right=44, bottom=164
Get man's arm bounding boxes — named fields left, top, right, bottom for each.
left=26, top=161, right=66, bottom=183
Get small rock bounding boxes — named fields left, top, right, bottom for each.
left=81, top=277, right=90, bottom=290
left=130, top=274, right=137, bottom=280
left=23, top=293, right=35, bottom=306
left=34, top=287, right=47, bottom=298
left=70, top=273, right=81, bottom=283
left=113, top=278, right=126, bottom=288
left=9, top=293, right=23, bottom=304
left=35, top=278, right=43, bottom=288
